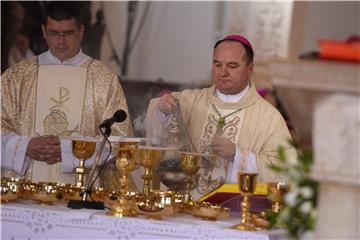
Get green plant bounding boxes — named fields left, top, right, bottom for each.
left=268, top=141, right=319, bottom=240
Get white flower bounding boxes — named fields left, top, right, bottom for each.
left=288, top=167, right=302, bottom=181
left=300, top=187, right=314, bottom=199
left=287, top=153, right=298, bottom=166
left=299, top=201, right=312, bottom=214
left=284, top=191, right=298, bottom=207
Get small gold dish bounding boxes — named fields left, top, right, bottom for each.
left=62, top=184, right=85, bottom=201
left=125, top=191, right=143, bottom=204
left=107, top=193, right=138, bottom=217
left=30, top=182, right=63, bottom=205
left=151, top=190, right=178, bottom=216
left=18, top=179, right=36, bottom=200
left=136, top=198, right=166, bottom=220
left=0, top=177, right=20, bottom=202
left=90, top=187, right=106, bottom=202
left=104, top=190, right=120, bottom=206
left=193, top=202, right=230, bottom=221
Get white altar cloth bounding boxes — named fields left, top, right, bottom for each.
left=1, top=201, right=287, bottom=239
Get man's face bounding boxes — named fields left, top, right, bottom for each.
left=212, top=41, right=254, bottom=95
left=42, top=17, right=84, bottom=61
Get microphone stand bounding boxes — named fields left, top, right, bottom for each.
left=67, top=128, right=110, bottom=210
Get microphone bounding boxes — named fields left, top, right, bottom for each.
left=99, top=109, right=127, bottom=137
left=67, top=109, right=127, bottom=210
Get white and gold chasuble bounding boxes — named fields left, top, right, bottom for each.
left=1, top=56, right=133, bottom=184
left=31, top=65, right=87, bottom=183
left=147, top=83, right=294, bottom=199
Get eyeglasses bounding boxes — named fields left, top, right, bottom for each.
left=46, top=30, right=78, bottom=39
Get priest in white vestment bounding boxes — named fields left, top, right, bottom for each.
left=1, top=2, right=133, bottom=185
left=147, top=35, right=295, bottom=198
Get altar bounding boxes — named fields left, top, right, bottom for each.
left=1, top=201, right=287, bottom=240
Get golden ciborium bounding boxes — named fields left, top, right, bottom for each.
left=180, top=152, right=201, bottom=209
left=72, top=139, right=96, bottom=188
left=267, top=182, right=289, bottom=213
left=138, top=146, right=162, bottom=196
left=232, top=172, right=257, bottom=231
left=107, top=141, right=139, bottom=217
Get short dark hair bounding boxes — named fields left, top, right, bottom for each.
left=214, top=39, right=254, bottom=64
left=43, top=2, right=83, bottom=27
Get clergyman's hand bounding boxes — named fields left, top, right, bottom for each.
left=210, top=136, right=236, bottom=162
left=158, top=93, right=178, bottom=115
left=26, top=135, right=61, bottom=164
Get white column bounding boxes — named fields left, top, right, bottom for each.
left=313, top=94, right=360, bottom=239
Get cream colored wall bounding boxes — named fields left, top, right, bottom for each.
left=93, top=1, right=359, bottom=85
left=95, top=1, right=218, bottom=85
left=289, top=1, right=360, bottom=58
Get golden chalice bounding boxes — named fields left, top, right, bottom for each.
left=232, top=172, right=257, bottom=231
left=107, top=141, right=139, bottom=217
left=138, top=146, right=162, bottom=196
left=72, top=139, right=96, bottom=188
left=267, top=182, right=289, bottom=213
left=117, top=141, right=138, bottom=191
left=180, top=152, right=201, bottom=209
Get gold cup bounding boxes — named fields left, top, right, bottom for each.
left=107, top=142, right=139, bottom=217
left=180, top=152, right=201, bottom=209
left=72, top=139, right=96, bottom=188
left=267, top=182, right=289, bottom=213
left=138, top=146, right=161, bottom=196
left=232, top=172, right=257, bottom=231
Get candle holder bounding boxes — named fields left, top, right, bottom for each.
left=232, top=172, right=257, bottom=231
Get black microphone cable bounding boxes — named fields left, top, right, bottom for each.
left=87, top=126, right=113, bottom=209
